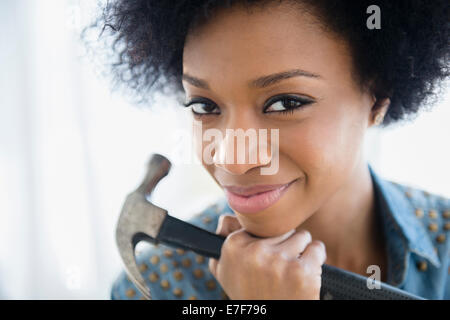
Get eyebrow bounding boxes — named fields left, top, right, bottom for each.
left=182, top=68, right=321, bottom=90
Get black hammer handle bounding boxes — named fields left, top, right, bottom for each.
left=156, top=215, right=424, bottom=300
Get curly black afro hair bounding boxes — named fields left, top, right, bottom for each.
left=88, top=0, right=449, bottom=126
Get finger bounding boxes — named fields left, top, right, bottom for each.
left=208, top=257, right=218, bottom=278
left=298, top=240, right=327, bottom=268
left=276, top=229, right=312, bottom=257
left=216, top=214, right=242, bottom=237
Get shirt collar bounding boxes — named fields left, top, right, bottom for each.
left=368, top=164, right=441, bottom=269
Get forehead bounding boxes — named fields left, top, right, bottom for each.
left=182, top=2, right=352, bottom=88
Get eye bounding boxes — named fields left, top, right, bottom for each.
left=183, top=97, right=220, bottom=117
left=263, top=94, right=314, bottom=115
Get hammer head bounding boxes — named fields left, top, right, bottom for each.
left=115, top=153, right=172, bottom=299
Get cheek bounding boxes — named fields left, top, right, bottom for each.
left=284, top=109, right=366, bottom=191
left=236, top=112, right=367, bottom=238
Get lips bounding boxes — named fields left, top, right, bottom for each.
left=223, top=179, right=298, bottom=214
left=223, top=183, right=291, bottom=197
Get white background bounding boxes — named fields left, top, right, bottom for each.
left=0, top=0, right=448, bottom=299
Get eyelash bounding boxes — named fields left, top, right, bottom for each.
left=182, top=94, right=314, bottom=117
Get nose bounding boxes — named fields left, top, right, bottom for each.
left=212, top=126, right=274, bottom=176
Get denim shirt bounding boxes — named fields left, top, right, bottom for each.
left=111, top=165, right=450, bottom=300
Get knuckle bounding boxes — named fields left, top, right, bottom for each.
left=227, top=228, right=244, bottom=242
left=311, top=240, right=325, bottom=250
left=298, top=229, right=312, bottom=243
left=272, top=249, right=291, bottom=265
left=247, top=242, right=272, bottom=267
left=252, top=253, right=266, bottom=269
left=247, top=240, right=264, bottom=253
left=271, top=250, right=286, bottom=261
left=221, top=239, right=235, bottom=256
left=292, top=258, right=320, bottom=277
left=300, top=258, right=323, bottom=276
left=310, top=240, right=327, bottom=258
left=222, top=230, right=245, bottom=253
left=290, top=259, right=307, bottom=276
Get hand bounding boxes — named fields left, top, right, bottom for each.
left=209, top=214, right=326, bottom=300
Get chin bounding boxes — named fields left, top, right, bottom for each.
left=250, top=226, right=293, bottom=238
left=239, top=217, right=296, bottom=238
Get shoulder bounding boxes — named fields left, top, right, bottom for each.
left=389, top=181, right=449, bottom=216
left=111, top=198, right=232, bottom=300
left=387, top=180, right=449, bottom=239
left=385, top=180, right=449, bottom=298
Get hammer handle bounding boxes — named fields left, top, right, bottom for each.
left=157, top=215, right=226, bottom=259
left=156, top=215, right=423, bottom=300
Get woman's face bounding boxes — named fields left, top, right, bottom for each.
left=182, top=2, right=377, bottom=237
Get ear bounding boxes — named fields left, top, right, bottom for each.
left=369, top=97, right=391, bottom=127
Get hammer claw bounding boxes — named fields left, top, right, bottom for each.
left=115, top=154, right=171, bottom=299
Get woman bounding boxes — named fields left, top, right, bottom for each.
left=97, top=0, right=449, bottom=299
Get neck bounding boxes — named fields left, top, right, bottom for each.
left=298, top=159, right=386, bottom=276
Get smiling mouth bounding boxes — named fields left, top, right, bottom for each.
left=223, top=182, right=295, bottom=197
left=223, top=178, right=299, bottom=214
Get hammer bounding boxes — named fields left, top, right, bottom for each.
left=115, top=153, right=423, bottom=300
